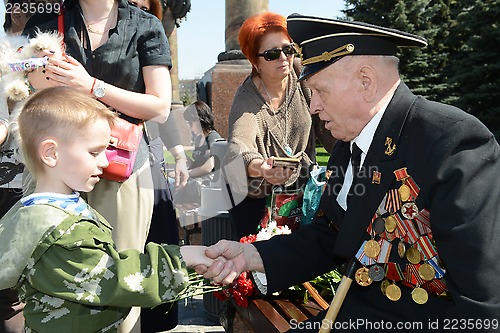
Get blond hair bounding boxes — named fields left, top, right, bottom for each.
left=18, top=87, right=116, bottom=176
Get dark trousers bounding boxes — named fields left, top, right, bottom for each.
left=0, top=289, right=24, bottom=333
left=0, top=188, right=22, bottom=217
left=229, top=196, right=268, bottom=239
left=0, top=188, right=24, bottom=333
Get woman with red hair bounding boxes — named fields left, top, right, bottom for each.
left=225, top=12, right=336, bottom=239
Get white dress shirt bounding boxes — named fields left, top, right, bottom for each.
left=336, top=99, right=391, bottom=210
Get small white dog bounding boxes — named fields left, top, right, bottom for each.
left=0, top=31, right=63, bottom=102
left=0, top=32, right=64, bottom=177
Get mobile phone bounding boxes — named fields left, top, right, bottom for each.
left=272, top=157, right=300, bottom=168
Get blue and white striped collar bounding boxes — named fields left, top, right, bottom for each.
left=21, top=192, right=93, bottom=219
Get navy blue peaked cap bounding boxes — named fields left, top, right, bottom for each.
left=287, top=14, right=428, bottom=80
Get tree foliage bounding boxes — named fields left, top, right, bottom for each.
left=342, top=0, right=500, bottom=140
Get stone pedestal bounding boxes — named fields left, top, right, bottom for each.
left=209, top=58, right=252, bottom=139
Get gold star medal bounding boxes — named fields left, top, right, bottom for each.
left=355, top=267, right=373, bottom=287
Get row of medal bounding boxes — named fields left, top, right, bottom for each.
left=354, top=168, right=448, bottom=304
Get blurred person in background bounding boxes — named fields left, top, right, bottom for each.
left=224, top=12, right=335, bottom=239
left=128, top=1, right=190, bottom=332
left=170, top=100, right=222, bottom=205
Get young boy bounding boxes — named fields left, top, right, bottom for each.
left=0, top=87, right=212, bottom=332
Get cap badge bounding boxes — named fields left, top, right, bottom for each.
left=292, top=43, right=303, bottom=58
left=302, top=43, right=355, bottom=66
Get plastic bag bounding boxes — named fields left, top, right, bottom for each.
left=301, top=166, right=327, bottom=225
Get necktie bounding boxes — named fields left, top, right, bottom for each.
left=351, top=143, right=362, bottom=175
left=347, top=143, right=362, bottom=206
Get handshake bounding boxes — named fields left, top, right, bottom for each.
left=180, top=240, right=263, bottom=285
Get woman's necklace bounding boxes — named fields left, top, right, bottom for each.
left=82, top=2, right=117, bottom=35
left=261, top=79, right=293, bottom=157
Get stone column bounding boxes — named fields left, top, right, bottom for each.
left=225, top=0, right=268, bottom=52
left=167, top=27, right=180, bottom=103
left=205, top=0, right=268, bottom=139
left=163, top=7, right=181, bottom=104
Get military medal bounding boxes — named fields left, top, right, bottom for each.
left=418, top=263, right=436, bottom=281
left=380, top=279, right=390, bottom=295
left=364, top=239, right=381, bottom=259
left=397, top=240, right=406, bottom=258
left=372, top=170, right=381, bottom=184
left=355, top=267, right=373, bottom=286
left=398, top=184, right=411, bottom=202
left=386, top=283, right=402, bottom=301
left=385, top=215, right=397, bottom=233
left=401, top=202, right=418, bottom=219
left=372, top=217, right=386, bottom=234
left=368, top=264, right=385, bottom=282
left=394, top=168, right=412, bottom=202
left=411, top=287, right=429, bottom=305
left=406, top=247, right=422, bottom=264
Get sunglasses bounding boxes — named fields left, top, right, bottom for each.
left=128, top=1, right=150, bottom=13
left=257, top=44, right=297, bottom=61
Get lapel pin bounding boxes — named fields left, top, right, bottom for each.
left=372, top=170, right=382, bottom=184
left=384, top=137, right=396, bottom=156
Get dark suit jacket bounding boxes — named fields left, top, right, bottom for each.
left=254, top=82, right=500, bottom=327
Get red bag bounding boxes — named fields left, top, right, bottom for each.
left=260, top=188, right=303, bottom=232
left=102, top=117, right=143, bottom=182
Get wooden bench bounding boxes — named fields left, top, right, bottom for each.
left=225, top=295, right=324, bottom=333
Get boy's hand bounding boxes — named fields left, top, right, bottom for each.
left=180, top=245, right=215, bottom=267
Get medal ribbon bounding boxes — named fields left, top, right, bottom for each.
left=414, top=208, right=431, bottom=235
left=355, top=241, right=375, bottom=266
left=376, top=238, right=392, bottom=263
left=377, top=194, right=388, bottom=215
left=423, top=278, right=447, bottom=295
left=380, top=230, right=397, bottom=242
left=401, top=218, right=420, bottom=244
left=427, top=256, right=446, bottom=278
left=405, top=176, right=420, bottom=200
left=415, top=235, right=437, bottom=261
left=394, top=213, right=408, bottom=238
left=405, top=263, right=425, bottom=287
left=385, top=189, right=401, bottom=213
left=366, top=214, right=377, bottom=234
left=393, top=167, right=409, bottom=181
left=385, top=262, right=404, bottom=281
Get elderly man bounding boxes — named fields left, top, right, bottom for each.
left=200, top=14, right=500, bottom=332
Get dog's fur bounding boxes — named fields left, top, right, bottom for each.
left=0, top=32, right=63, bottom=102
left=0, top=32, right=63, bottom=180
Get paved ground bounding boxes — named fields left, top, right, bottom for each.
left=163, top=295, right=225, bottom=333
